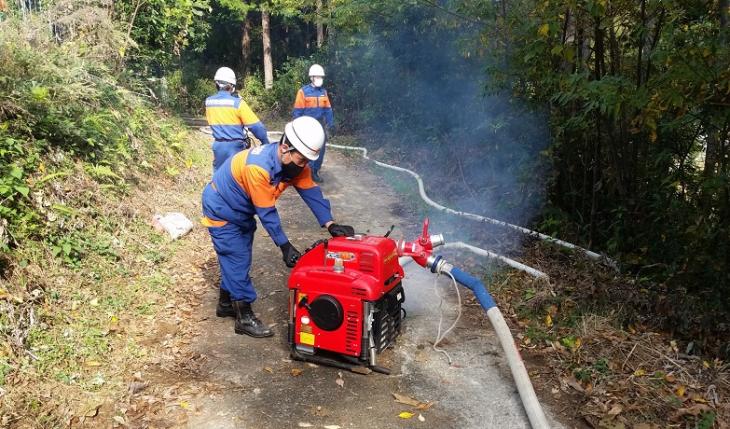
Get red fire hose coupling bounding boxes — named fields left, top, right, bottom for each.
left=396, top=218, right=445, bottom=267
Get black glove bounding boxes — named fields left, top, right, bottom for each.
left=328, top=223, right=355, bottom=237
left=280, top=241, right=301, bottom=268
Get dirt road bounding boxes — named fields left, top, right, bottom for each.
left=132, top=134, right=564, bottom=429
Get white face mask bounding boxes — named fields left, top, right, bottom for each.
left=312, top=77, right=324, bottom=88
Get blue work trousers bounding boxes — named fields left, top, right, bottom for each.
left=309, top=136, right=326, bottom=173
left=202, top=185, right=258, bottom=302
left=212, top=140, right=247, bottom=172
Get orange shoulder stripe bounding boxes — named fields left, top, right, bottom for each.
left=293, top=89, right=307, bottom=109
left=231, top=151, right=276, bottom=207
left=290, top=165, right=317, bottom=189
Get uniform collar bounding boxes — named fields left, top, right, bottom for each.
left=269, top=144, right=285, bottom=182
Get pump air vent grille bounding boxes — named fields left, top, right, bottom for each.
left=351, top=287, right=368, bottom=297
left=359, top=251, right=376, bottom=273
left=345, top=311, right=359, bottom=353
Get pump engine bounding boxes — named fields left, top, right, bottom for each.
left=287, top=234, right=405, bottom=373
left=287, top=220, right=443, bottom=374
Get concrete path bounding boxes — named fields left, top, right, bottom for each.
left=183, top=147, right=563, bottom=429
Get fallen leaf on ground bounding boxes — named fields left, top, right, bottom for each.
left=263, top=367, right=273, bottom=373
left=77, top=400, right=103, bottom=418
left=112, top=415, right=126, bottom=425
left=672, top=403, right=711, bottom=419
left=607, top=404, right=623, bottom=416
left=297, top=423, right=313, bottom=428
left=417, top=402, right=435, bottom=411
left=418, top=414, right=425, bottom=422
left=392, top=393, right=422, bottom=407
left=291, top=368, right=303, bottom=377
left=323, top=425, right=341, bottom=429
left=398, top=411, right=415, bottom=419
left=563, top=377, right=585, bottom=393
left=691, top=394, right=707, bottom=403
left=675, top=385, right=686, bottom=398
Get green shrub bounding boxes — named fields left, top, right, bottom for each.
left=239, top=56, right=313, bottom=115
left=163, top=69, right=212, bottom=114
left=0, top=12, right=185, bottom=257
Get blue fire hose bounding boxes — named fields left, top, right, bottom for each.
left=426, top=256, right=551, bottom=429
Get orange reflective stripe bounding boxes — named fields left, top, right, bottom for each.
left=272, top=182, right=289, bottom=198
left=201, top=216, right=228, bottom=227
left=230, top=152, right=276, bottom=207
left=319, top=95, right=332, bottom=108
left=303, top=96, right=319, bottom=108
left=293, top=89, right=307, bottom=109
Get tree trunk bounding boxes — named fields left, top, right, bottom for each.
left=241, top=12, right=251, bottom=76
left=316, top=0, right=324, bottom=48
left=262, top=10, right=273, bottom=90
left=703, top=2, right=728, bottom=177
left=704, top=129, right=721, bottom=177
left=636, top=0, right=646, bottom=88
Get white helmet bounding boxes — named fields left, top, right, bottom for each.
left=308, top=64, right=325, bottom=77
left=284, top=116, right=325, bottom=161
left=214, top=67, right=236, bottom=85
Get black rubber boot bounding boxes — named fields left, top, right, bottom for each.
left=216, top=288, right=235, bottom=318
left=231, top=300, right=274, bottom=338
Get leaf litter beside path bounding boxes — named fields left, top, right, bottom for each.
left=0, top=131, right=218, bottom=428
left=464, top=238, right=730, bottom=428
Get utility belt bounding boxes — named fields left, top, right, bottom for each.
left=214, top=134, right=254, bottom=148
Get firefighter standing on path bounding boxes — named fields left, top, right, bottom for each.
left=201, top=116, right=355, bottom=338
left=206, top=67, right=271, bottom=172
left=292, top=64, right=333, bottom=183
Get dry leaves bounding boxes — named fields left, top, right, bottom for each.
left=76, top=400, right=103, bottom=418
left=392, top=392, right=434, bottom=410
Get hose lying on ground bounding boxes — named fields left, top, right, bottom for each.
left=438, top=263, right=551, bottom=429
left=443, top=242, right=548, bottom=280
left=329, top=142, right=616, bottom=268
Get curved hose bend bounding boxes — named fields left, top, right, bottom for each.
left=446, top=266, right=550, bottom=429
left=329, top=142, right=616, bottom=269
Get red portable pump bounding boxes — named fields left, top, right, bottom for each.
left=287, top=220, right=443, bottom=374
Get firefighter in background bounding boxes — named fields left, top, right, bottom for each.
left=292, top=64, right=333, bottom=183
left=206, top=67, right=271, bottom=172
left=201, top=116, right=355, bottom=338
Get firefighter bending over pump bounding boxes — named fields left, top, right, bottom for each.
left=201, top=116, right=354, bottom=338
left=205, top=66, right=271, bottom=172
